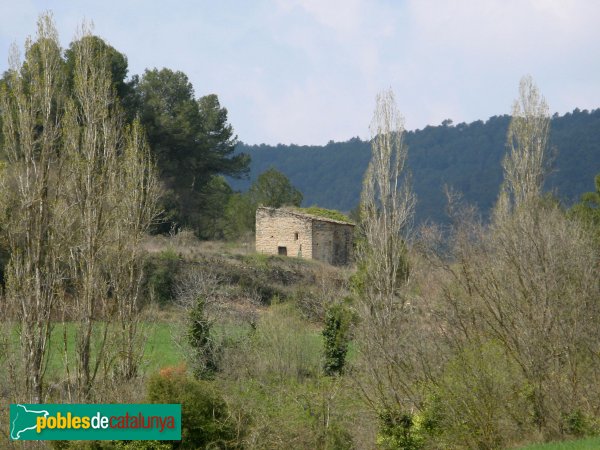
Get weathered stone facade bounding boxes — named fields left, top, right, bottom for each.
left=255, top=207, right=354, bottom=266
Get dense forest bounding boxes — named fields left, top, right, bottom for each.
left=232, top=109, right=600, bottom=224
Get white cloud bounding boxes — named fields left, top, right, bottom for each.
left=1, top=0, right=599, bottom=144
left=277, top=0, right=364, bottom=36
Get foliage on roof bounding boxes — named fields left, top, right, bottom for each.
left=293, top=206, right=353, bottom=223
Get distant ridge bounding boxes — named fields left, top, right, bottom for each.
left=231, top=109, right=600, bottom=225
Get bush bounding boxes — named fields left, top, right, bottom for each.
left=188, top=295, right=219, bottom=379
left=249, top=304, right=322, bottom=381
left=561, top=410, right=597, bottom=437
left=221, top=304, right=322, bottom=382
left=322, top=302, right=353, bottom=376
left=218, top=376, right=357, bottom=450
left=377, top=409, right=424, bottom=450
left=143, top=250, right=180, bottom=306
left=147, top=365, right=239, bottom=449
left=431, top=341, right=531, bottom=450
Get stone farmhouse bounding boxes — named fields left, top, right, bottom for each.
left=255, top=207, right=355, bottom=266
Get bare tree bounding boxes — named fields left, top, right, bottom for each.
left=434, top=76, right=600, bottom=443
left=353, top=89, right=423, bottom=429
left=501, top=74, right=551, bottom=209
left=61, top=25, right=121, bottom=400
left=0, top=16, right=160, bottom=402
left=0, top=13, right=67, bottom=403
left=110, top=121, right=161, bottom=381
left=61, top=25, right=160, bottom=400
left=358, top=89, right=415, bottom=300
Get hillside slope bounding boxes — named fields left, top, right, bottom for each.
left=231, top=108, right=600, bottom=224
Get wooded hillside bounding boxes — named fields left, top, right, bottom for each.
left=232, top=109, right=600, bottom=224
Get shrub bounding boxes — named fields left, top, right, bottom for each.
left=143, top=250, right=180, bottom=306
left=431, top=341, right=531, bottom=450
left=322, top=302, right=353, bottom=376
left=147, top=365, right=239, bottom=449
left=222, top=304, right=322, bottom=382
left=561, top=410, right=597, bottom=437
left=188, top=295, right=219, bottom=379
left=292, top=285, right=324, bottom=321
left=377, top=409, right=424, bottom=450
left=218, top=376, right=357, bottom=450
left=253, top=304, right=322, bottom=381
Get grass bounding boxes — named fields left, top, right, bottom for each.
left=142, top=322, right=186, bottom=373
left=10, top=312, right=324, bottom=380
left=7, top=321, right=186, bottom=379
left=292, top=206, right=353, bottom=223
left=516, top=437, right=600, bottom=450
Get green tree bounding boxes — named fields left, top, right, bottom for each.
left=224, top=168, right=303, bottom=239
left=249, top=167, right=303, bottom=208
left=136, top=68, right=249, bottom=233
left=570, top=173, right=600, bottom=245
left=198, top=94, right=243, bottom=177
left=194, top=176, right=233, bottom=240
left=223, top=192, right=255, bottom=240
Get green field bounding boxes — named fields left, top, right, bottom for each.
left=10, top=316, right=325, bottom=379
left=139, top=322, right=186, bottom=373
left=7, top=321, right=185, bottom=378
left=517, top=437, right=600, bottom=450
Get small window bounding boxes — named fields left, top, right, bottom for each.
left=278, top=246, right=287, bottom=256
left=294, top=232, right=299, bottom=240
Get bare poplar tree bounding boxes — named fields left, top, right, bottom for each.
left=435, top=76, right=600, bottom=443
left=358, top=89, right=415, bottom=298
left=1, top=15, right=159, bottom=402
left=0, top=13, right=66, bottom=403
left=61, top=26, right=160, bottom=400
left=110, top=121, right=160, bottom=381
left=354, top=89, right=422, bottom=428
left=500, top=75, right=551, bottom=210
left=61, top=26, right=120, bottom=400
left=490, top=76, right=599, bottom=436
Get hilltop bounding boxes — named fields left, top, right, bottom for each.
left=231, top=108, right=600, bottom=224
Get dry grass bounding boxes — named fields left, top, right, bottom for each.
left=142, top=230, right=255, bottom=260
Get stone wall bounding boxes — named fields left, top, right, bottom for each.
left=312, top=221, right=354, bottom=265
left=332, top=224, right=354, bottom=265
left=255, top=208, right=313, bottom=259
left=256, top=207, right=354, bottom=265
left=311, top=221, right=333, bottom=264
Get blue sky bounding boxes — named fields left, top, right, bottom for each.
left=1, top=0, right=599, bottom=145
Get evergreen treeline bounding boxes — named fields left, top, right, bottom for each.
left=231, top=109, right=600, bottom=224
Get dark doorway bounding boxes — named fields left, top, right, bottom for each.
left=278, top=246, right=287, bottom=256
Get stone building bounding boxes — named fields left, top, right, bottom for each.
left=255, top=207, right=355, bottom=266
